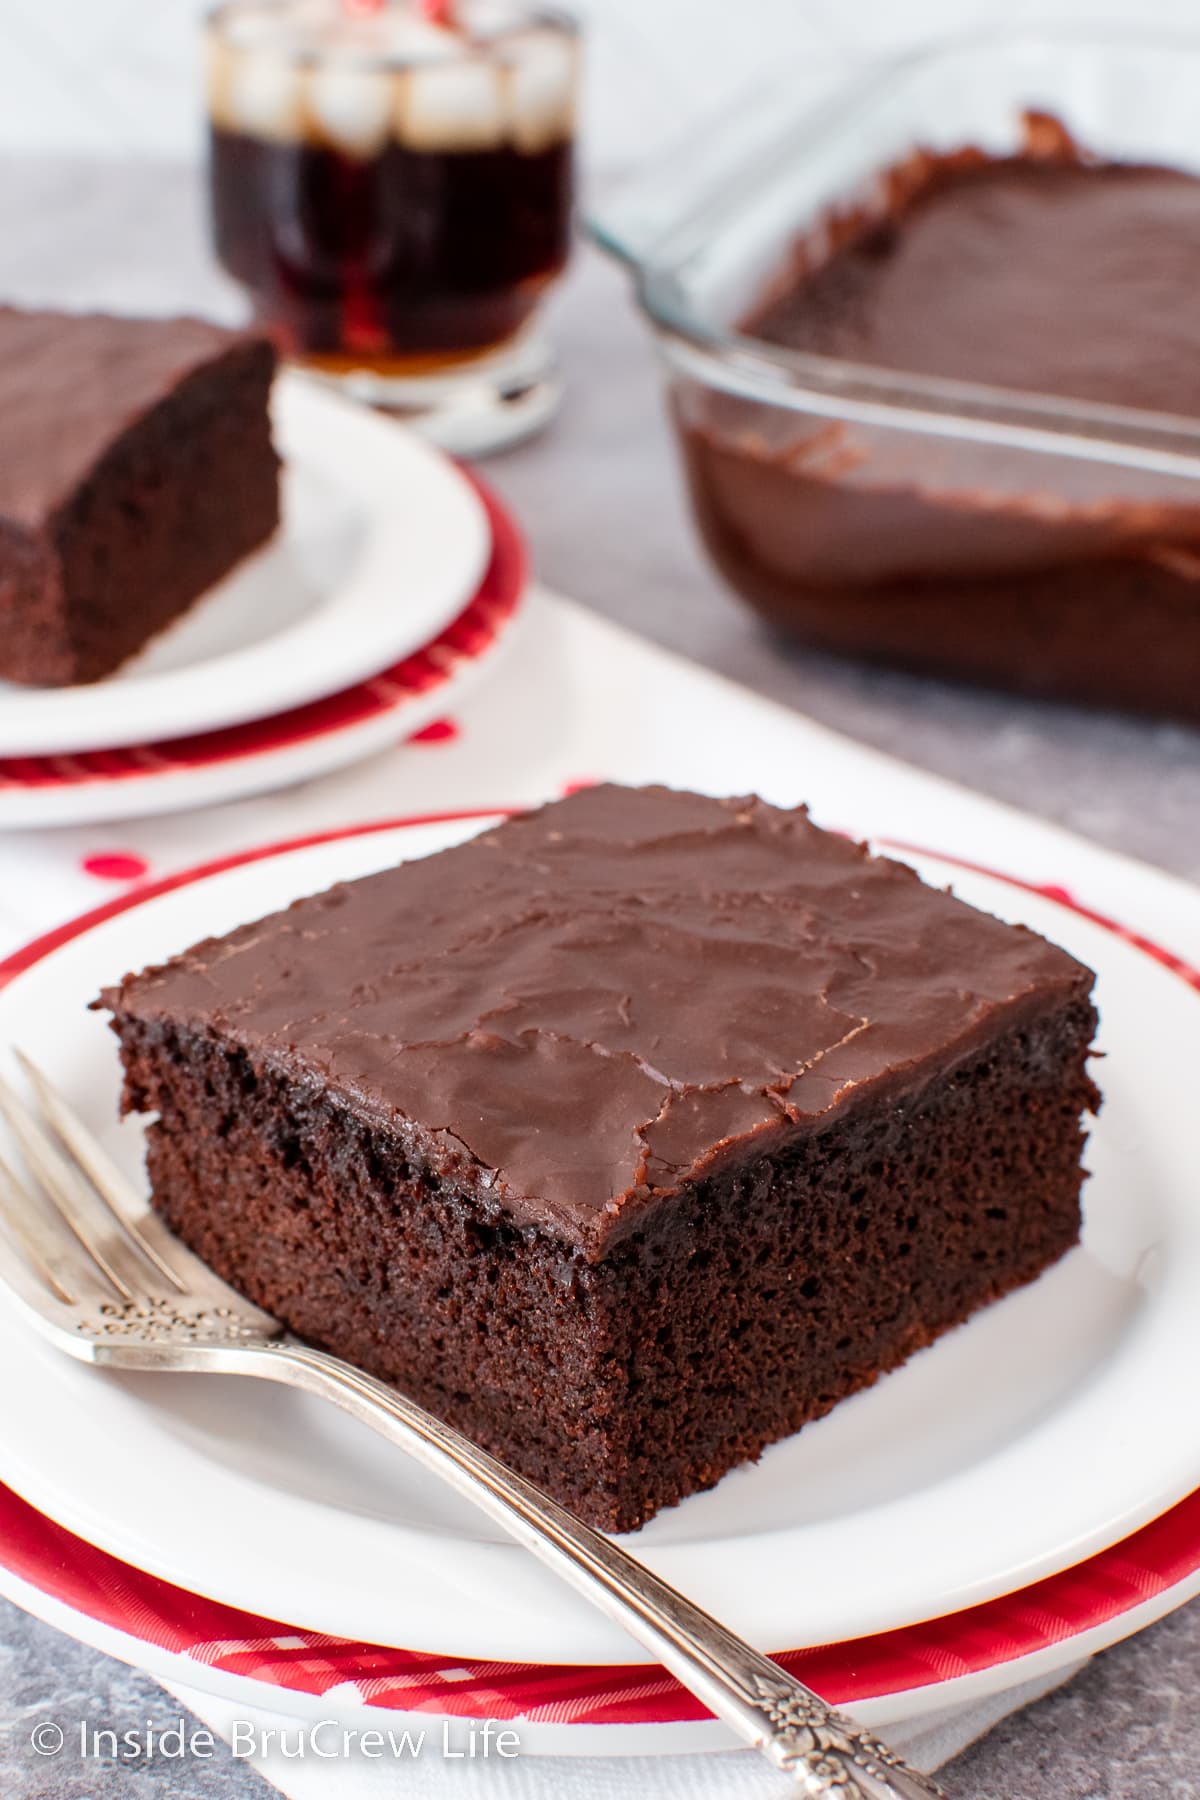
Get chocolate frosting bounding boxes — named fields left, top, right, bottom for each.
left=0, top=308, right=264, bottom=529
left=750, top=156, right=1200, bottom=413
left=103, top=786, right=1094, bottom=1255
left=682, top=142, right=1200, bottom=611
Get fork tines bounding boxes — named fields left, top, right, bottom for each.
left=0, top=1055, right=186, bottom=1306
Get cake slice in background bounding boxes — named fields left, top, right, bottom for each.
left=0, top=308, right=279, bottom=688
left=100, top=784, right=1100, bottom=1531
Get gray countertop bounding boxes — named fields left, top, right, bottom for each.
left=1, top=157, right=1199, bottom=1798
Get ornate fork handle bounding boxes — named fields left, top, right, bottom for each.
left=192, top=1338, right=946, bottom=1797
left=4, top=1052, right=942, bottom=1795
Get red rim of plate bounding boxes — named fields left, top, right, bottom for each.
left=0, top=819, right=1198, bottom=1726
left=0, top=474, right=525, bottom=792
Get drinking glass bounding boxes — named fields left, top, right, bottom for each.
left=205, top=0, right=579, bottom=451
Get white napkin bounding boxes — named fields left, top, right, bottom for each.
left=166, top=1664, right=1086, bottom=1797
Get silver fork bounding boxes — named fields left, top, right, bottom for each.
left=0, top=1052, right=945, bottom=1800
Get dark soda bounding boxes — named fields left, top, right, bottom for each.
left=209, top=129, right=572, bottom=371
left=205, top=3, right=576, bottom=374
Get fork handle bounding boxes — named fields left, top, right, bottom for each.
left=229, top=1339, right=944, bottom=1797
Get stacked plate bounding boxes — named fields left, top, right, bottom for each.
left=2, top=823, right=1200, bottom=1754
left=0, top=375, right=528, bottom=829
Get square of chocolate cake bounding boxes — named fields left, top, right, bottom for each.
left=100, top=785, right=1099, bottom=1531
left=0, top=308, right=279, bottom=687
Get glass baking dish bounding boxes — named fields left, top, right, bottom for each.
left=590, top=31, right=1200, bottom=721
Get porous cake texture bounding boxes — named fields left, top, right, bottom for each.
left=0, top=308, right=279, bottom=687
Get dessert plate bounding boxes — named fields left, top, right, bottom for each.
left=2, top=1468, right=1200, bottom=1752
left=0, top=816, right=1196, bottom=1670
left=0, top=481, right=526, bottom=829
left=0, top=373, right=490, bottom=758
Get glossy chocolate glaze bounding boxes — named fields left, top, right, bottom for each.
left=677, top=137, right=1200, bottom=717
left=101, top=785, right=1094, bottom=1255
left=748, top=157, right=1200, bottom=412
left=0, top=308, right=268, bottom=527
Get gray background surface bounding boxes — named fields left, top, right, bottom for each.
left=1, top=158, right=1199, bottom=1797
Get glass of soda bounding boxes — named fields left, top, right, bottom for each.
left=205, top=0, right=578, bottom=452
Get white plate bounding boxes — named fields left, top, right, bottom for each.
left=0, top=819, right=1195, bottom=1666
left=7, top=1547, right=1198, bottom=1757
left=0, top=619, right=521, bottom=829
left=0, top=491, right=528, bottom=830
left=0, top=375, right=490, bottom=757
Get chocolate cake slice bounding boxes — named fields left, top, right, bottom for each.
left=0, top=308, right=279, bottom=688
left=100, top=785, right=1099, bottom=1531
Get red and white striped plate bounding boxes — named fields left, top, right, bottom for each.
left=0, top=479, right=526, bottom=831
left=1, top=1469, right=1199, bottom=1753
left=0, top=829, right=1198, bottom=1751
